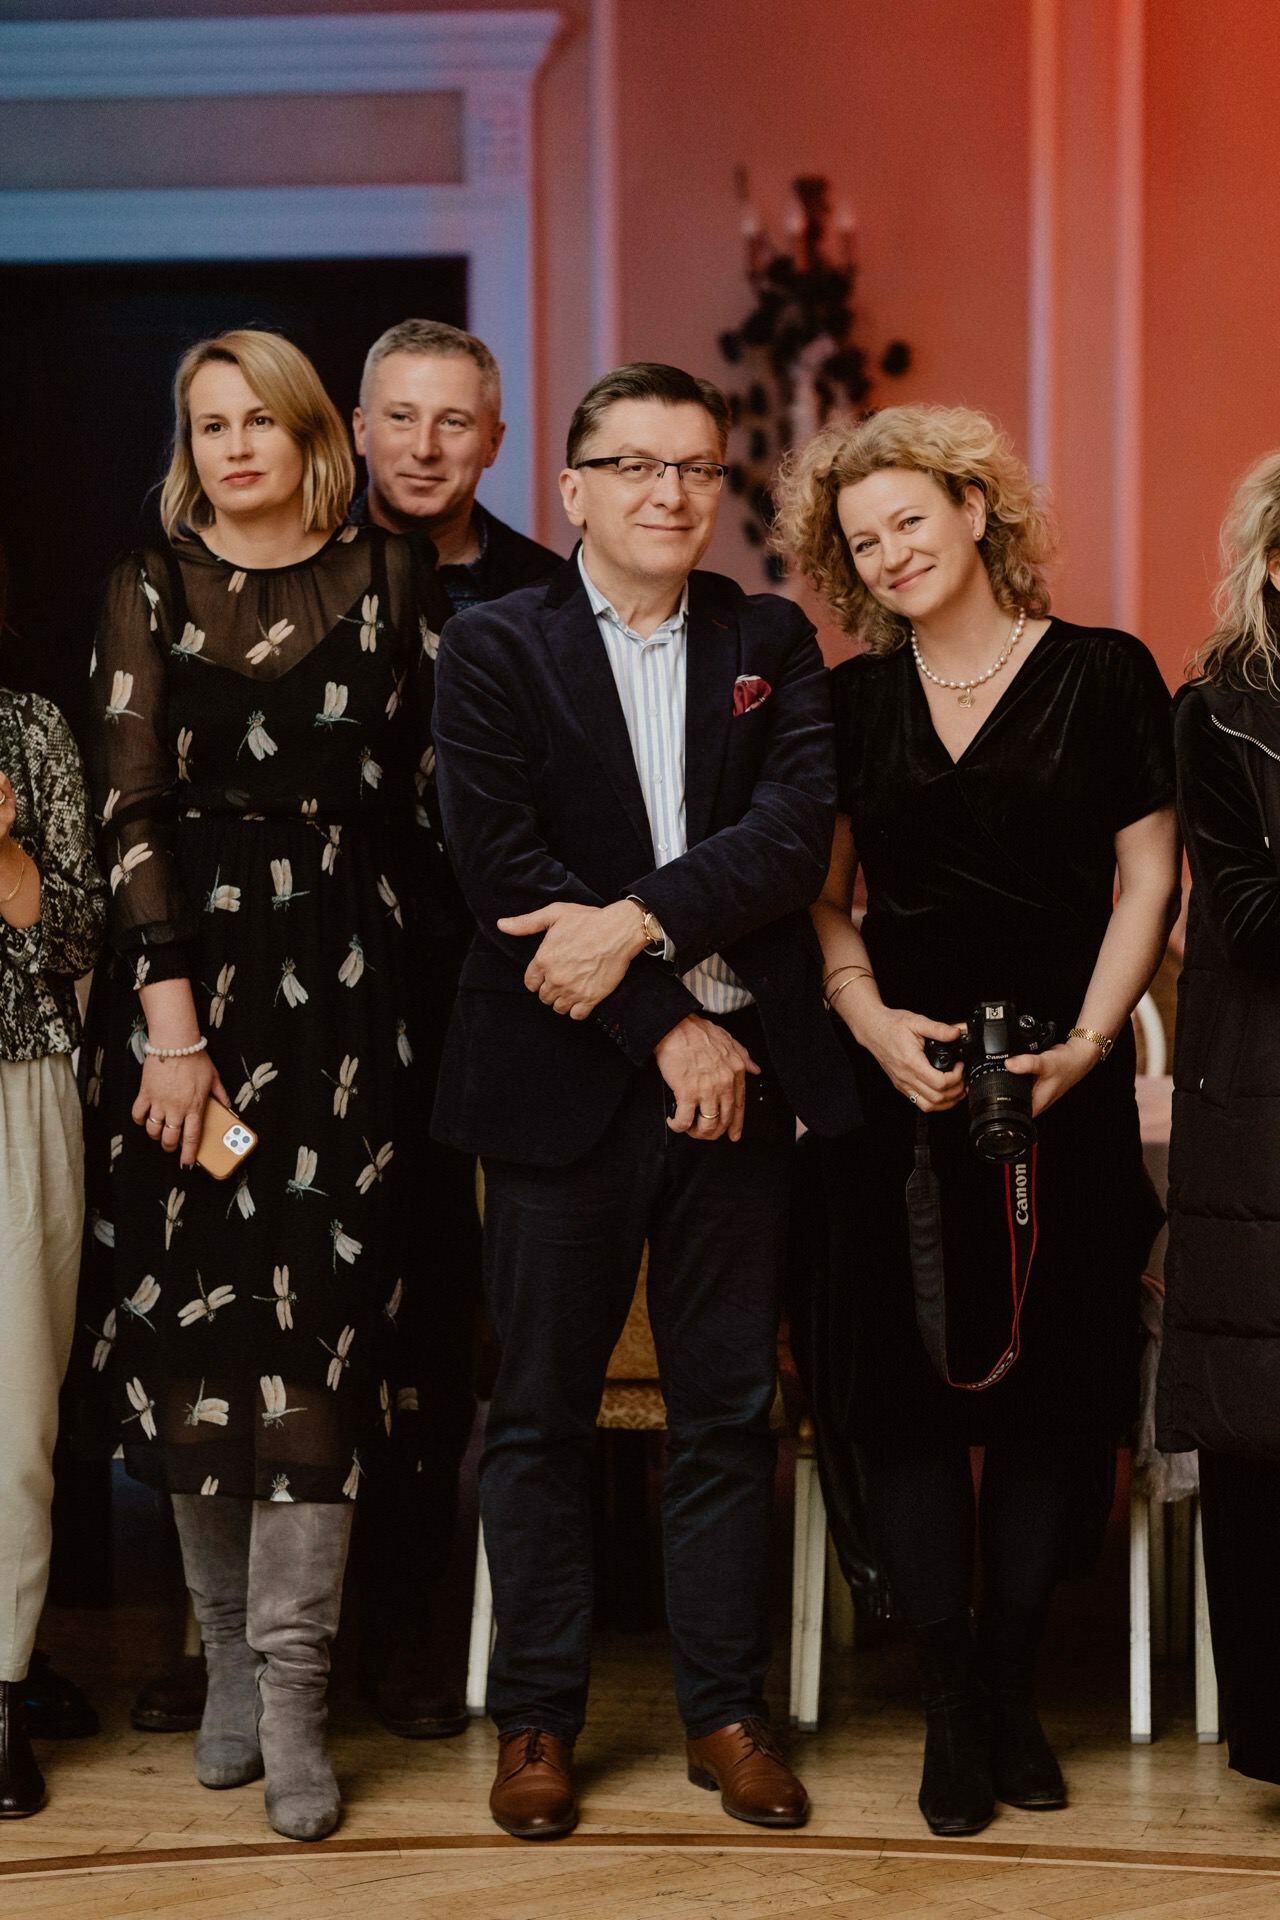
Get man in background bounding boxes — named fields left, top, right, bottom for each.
left=352, top=319, right=561, bottom=1738
left=352, top=318, right=559, bottom=608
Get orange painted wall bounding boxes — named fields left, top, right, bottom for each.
left=614, top=0, right=1032, bottom=600
left=1142, top=1, right=1280, bottom=681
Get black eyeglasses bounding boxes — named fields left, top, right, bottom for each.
left=575, top=456, right=728, bottom=494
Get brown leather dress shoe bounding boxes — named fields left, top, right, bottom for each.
left=489, top=1729, right=578, bottom=1840
left=687, top=1718, right=809, bottom=1828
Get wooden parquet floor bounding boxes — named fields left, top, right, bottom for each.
left=6, top=1593, right=1280, bottom=1920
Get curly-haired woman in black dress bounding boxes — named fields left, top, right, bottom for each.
left=774, top=405, right=1180, bottom=1836
left=76, top=330, right=452, bottom=1840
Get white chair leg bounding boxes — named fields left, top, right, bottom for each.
left=826, top=1534, right=856, bottom=1652
left=466, top=1520, right=495, bottom=1718
left=1149, top=1495, right=1168, bottom=1661
left=1194, top=1501, right=1220, bottom=1743
left=789, top=1453, right=808, bottom=1720
left=1170, top=1497, right=1193, bottom=1663
left=182, top=1592, right=202, bottom=1659
left=1130, top=1486, right=1152, bottom=1743
left=790, top=1424, right=827, bottom=1731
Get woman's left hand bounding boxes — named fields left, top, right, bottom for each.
left=0, top=772, right=16, bottom=840
left=1005, top=1036, right=1102, bottom=1118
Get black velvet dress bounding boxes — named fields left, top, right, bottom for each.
left=820, top=620, right=1174, bottom=1447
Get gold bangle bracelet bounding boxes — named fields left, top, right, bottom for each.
left=826, top=974, right=871, bottom=1013
left=822, top=963, right=874, bottom=989
left=1067, top=1025, right=1113, bottom=1060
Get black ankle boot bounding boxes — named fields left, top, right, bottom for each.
left=911, top=1614, right=994, bottom=1836
left=0, top=1681, right=46, bottom=1817
left=977, top=1603, right=1066, bottom=1810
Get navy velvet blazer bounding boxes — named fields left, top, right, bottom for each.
left=430, top=554, right=861, bottom=1165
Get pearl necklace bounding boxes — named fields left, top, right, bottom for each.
left=911, top=608, right=1027, bottom=708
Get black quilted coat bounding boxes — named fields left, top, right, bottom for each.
left=1158, top=677, right=1280, bottom=1455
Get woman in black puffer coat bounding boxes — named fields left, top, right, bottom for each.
left=1159, top=449, right=1280, bottom=1786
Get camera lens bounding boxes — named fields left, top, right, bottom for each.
left=966, top=1063, right=1037, bottom=1163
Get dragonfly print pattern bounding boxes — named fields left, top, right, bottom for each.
left=76, top=523, right=445, bottom=1502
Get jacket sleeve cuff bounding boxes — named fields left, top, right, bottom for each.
left=1, top=920, right=44, bottom=974
left=592, top=968, right=700, bottom=1066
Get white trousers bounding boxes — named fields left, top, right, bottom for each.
left=0, top=1054, right=83, bottom=1681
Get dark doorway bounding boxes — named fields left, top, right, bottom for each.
left=0, top=256, right=467, bottom=730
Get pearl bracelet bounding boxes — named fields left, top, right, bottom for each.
left=143, top=1036, right=209, bottom=1060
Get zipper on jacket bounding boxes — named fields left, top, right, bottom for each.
left=1210, top=714, right=1274, bottom=845
left=1210, top=713, right=1280, bottom=765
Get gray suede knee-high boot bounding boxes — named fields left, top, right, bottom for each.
left=171, top=1493, right=262, bottom=1790
left=247, top=1500, right=353, bottom=1842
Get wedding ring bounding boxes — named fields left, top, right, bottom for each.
left=697, top=1108, right=719, bottom=1121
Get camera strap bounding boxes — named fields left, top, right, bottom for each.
left=906, top=1116, right=1039, bottom=1391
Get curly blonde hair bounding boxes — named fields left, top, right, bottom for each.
left=159, top=329, right=354, bottom=540
left=1190, top=451, right=1280, bottom=691
left=771, top=404, right=1056, bottom=652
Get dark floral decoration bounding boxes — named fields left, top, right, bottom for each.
left=719, top=174, right=911, bottom=580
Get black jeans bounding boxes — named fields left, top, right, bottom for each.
left=479, top=1014, right=794, bottom=1739
left=351, top=1134, right=482, bottom=1646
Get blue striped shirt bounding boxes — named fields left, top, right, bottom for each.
left=578, top=551, right=751, bottom=1014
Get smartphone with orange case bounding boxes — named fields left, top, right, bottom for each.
left=195, top=1097, right=259, bottom=1180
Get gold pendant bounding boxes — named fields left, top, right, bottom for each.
left=958, top=687, right=975, bottom=708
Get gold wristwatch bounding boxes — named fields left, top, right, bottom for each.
left=626, top=895, right=666, bottom=955
left=1067, top=1025, right=1113, bottom=1060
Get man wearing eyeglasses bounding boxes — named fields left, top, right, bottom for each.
left=432, top=363, right=859, bottom=1840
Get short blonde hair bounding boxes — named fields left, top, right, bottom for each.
left=159, top=329, right=355, bottom=539
left=360, top=318, right=501, bottom=415
left=771, top=404, right=1055, bottom=653
left=1190, top=451, right=1280, bottom=691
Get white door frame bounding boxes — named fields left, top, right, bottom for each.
left=0, top=10, right=563, bottom=530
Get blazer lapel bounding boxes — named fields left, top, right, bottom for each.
left=684, top=575, right=740, bottom=847
left=541, top=565, right=655, bottom=862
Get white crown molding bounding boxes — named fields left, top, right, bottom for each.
left=0, top=11, right=564, bottom=99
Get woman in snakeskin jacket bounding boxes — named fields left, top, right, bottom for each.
left=0, top=553, right=106, bottom=1818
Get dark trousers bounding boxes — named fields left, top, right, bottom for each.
left=1197, top=1449, right=1280, bottom=1784
left=858, top=1435, right=1117, bottom=1625
left=352, top=1134, right=481, bottom=1648
left=480, top=1015, right=794, bottom=1739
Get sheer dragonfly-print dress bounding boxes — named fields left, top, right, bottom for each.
left=77, top=524, right=454, bottom=1504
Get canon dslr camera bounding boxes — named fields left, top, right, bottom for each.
left=923, top=999, right=1056, bottom=1163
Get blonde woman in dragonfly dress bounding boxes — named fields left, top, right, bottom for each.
left=76, top=331, right=452, bottom=1841
left=0, top=566, right=105, bottom=1815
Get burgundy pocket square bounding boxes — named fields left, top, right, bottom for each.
left=732, top=675, right=772, bottom=716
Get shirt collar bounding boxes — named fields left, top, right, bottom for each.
left=577, top=547, right=688, bottom=643
left=346, top=488, right=489, bottom=573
